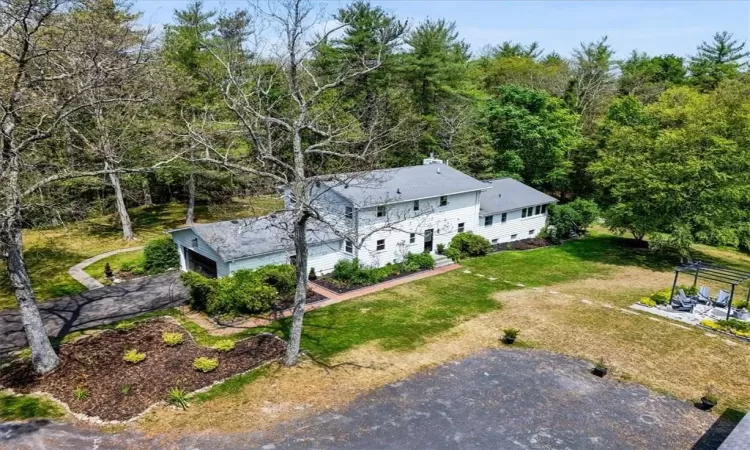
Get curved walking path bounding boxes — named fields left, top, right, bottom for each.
left=67, top=246, right=143, bottom=290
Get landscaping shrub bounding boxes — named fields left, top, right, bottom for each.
left=182, top=267, right=289, bottom=317
left=144, top=238, right=180, bottom=274
left=162, top=332, right=184, bottom=346
left=212, top=339, right=235, bottom=352
left=193, top=357, right=219, bottom=372
left=308, top=267, right=317, bottom=281
left=120, top=385, right=131, bottom=396
left=74, top=387, right=90, bottom=401
left=123, top=349, right=146, bottom=364
left=447, top=232, right=492, bottom=260
left=548, top=199, right=600, bottom=239
left=436, top=243, right=445, bottom=255
left=717, top=318, right=750, bottom=333
left=404, top=252, right=435, bottom=270
left=114, top=320, right=136, bottom=331
left=167, top=387, right=189, bottom=410
left=181, top=271, right=217, bottom=312
left=639, top=297, right=656, bottom=307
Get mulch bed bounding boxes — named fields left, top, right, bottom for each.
left=313, top=268, right=428, bottom=294
left=0, top=319, right=284, bottom=421
left=492, top=237, right=555, bottom=252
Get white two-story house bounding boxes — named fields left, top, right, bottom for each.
left=167, top=158, right=557, bottom=278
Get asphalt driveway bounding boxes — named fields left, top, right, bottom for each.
left=1, top=349, right=736, bottom=449
left=0, top=272, right=186, bottom=353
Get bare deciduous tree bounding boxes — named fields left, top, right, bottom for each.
left=185, top=0, right=410, bottom=365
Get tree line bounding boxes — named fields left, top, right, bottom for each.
left=2, top=0, right=749, bottom=373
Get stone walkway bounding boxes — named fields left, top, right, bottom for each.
left=720, top=410, right=750, bottom=449
left=0, top=272, right=187, bottom=353
left=185, top=264, right=461, bottom=336
left=67, top=246, right=144, bottom=290
left=1, top=349, right=736, bottom=449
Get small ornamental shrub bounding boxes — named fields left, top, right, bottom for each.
left=74, top=387, right=90, bottom=401
left=114, top=321, right=136, bottom=332
left=162, top=332, right=185, bottom=346
left=144, top=238, right=180, bottom=274
left=104, top=262, right=114, bottom=279
left=503, top=328, right=520, bottom=339
left=16, top=348, right=31, bottom=361
left=448, top=232, right=492, bottom=259
left=700, top=319, right=725, bottom=331
left=595, top=357, right=608, bottom=371
left=639, top=297, right=656, bottom=307
left=167, top=387, right=189, bottom=410
left=436, top=243, right=445, bottom=254
left=120, top=385, right=132, bottom=395
left=648, top=289, right=672, bottom=306
left=404, top=252, right=435, bottom=270
left=120, top=260, right=136, bottom=272
left=212, top=339, right=235, bottom=352
left=193, top=357, right=219, bottom=372
left=123, top=349, right=146, bottom=364
left=308, top=267, right=317, bottom=281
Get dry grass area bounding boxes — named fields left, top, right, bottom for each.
left=139, top=264, right=750, bottom=436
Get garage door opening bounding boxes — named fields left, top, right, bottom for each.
left=185, top=248, right=218, bottom=278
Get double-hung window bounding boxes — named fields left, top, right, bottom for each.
left=344, top=240, right=353, bottom=254
left=377, top=205, right=386, bottom=217
left=522, top=208, right=528, bottom=218
left=484, top=216, right=493, bottom=226
left=376, top=239, right=386, bottom=251
left=458, top=222, right=465, bottom=233
left=413, top=200, right=420, bottom=211
left=439, top=195, right=448, bottom=207
left=541, top=204, right=548, bottom=214
left=501, top=213, right=507, bottom=223
left=535, top=205, right=541, bottom=215
left=409, top=233, right=416, bottom=244
left=345, top=206, right=353, bottom=219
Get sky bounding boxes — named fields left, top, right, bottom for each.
left=134, top=0, right=749, bottom=59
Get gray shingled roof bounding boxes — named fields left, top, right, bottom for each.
left=172, top=213, right=340, bottom=261
left=325, top=163, right=490, bottom=207
left=479, top=178, right=558, bottom=216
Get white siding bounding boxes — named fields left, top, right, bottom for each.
left=355, top=191, right=482, bottom=267
left=477, top=208, right=549, bottom=244
left=171, top=229, right=231, bottom=277
left=228, top=240, right=347, bottom=275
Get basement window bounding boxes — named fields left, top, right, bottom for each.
left=511, top=234, right=518, bottom=240
left=529, top=229, right=535, bottom=235
left=376, top=239, right=386, bottom=251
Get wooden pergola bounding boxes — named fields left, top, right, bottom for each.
left=671, top=261, right=750, bottom=320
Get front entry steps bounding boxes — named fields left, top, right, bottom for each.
left=433, top=254, right=453, bottom=268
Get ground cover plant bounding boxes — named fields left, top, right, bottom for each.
left=0, top=319, right=284, bottom=420
left=316, top=253, right=435, bottom=293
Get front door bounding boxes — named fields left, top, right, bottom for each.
left=423, top=228, right=434, bottom=253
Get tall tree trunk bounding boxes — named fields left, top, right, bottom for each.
left=3, top=224, right=59, bottom=373
left=186, top=172, right=196, bottom=225
left=284, top=214, right=309, bottom=366
left=142, top=178, right=152, bottom=206
left=106, top=161, right=135, bottom=240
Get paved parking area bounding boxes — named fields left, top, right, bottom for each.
left=3, top=349, right=735, bottom=449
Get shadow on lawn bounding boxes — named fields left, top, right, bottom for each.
left=691, top=408, right=745, bottom=450
left=557, top=234, right=678, bottom=272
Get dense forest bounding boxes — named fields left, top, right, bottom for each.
left=2, top=0, right=749, bottom=371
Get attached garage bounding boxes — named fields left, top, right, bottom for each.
left=167, top=214, right=348, bottom=278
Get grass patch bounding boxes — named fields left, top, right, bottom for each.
left=192, top=365, right=273, bottom=403
left=0, top=393, right=64, bottom=420
left=0, top=197, right=282, bottom=310
left=84, top=250, right=146, bottom=283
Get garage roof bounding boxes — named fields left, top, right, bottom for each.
left=169, top=213, right=340, bottom=262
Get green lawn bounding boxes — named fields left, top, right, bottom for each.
left=84, top=250, right=146, bottom=284
left=0, top=393, right=64, bottom=421
left=0, top=197, right=281, bottom=310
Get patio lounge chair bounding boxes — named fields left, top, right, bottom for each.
left=696, top=286, right=711, bottom=304
left=671, top=289, right=695, bottom=312
left=714, top=290, right=730, bottom=308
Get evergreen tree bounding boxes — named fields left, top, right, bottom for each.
left=689, top=31, right=749, bottom=90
